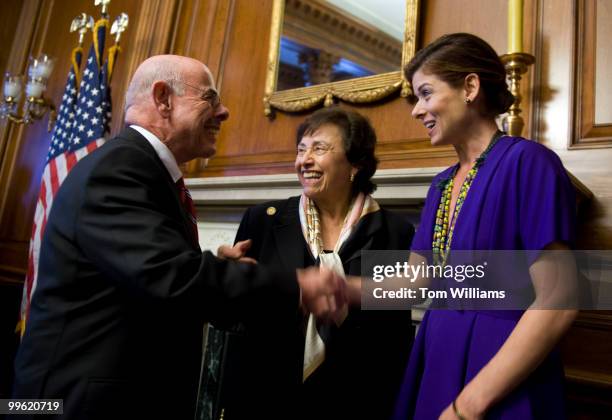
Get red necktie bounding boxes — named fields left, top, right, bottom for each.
left=176, top=177, right=199, bottom=245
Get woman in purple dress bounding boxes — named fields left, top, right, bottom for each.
left=393, top=33, right=578, bottom=419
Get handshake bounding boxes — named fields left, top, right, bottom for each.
left=218, top=239, right=361, bottom=322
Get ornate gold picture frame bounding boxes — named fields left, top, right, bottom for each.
left=263, top=0, right=420, bottom=116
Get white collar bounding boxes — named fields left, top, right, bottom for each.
left=130, top=125, right=182, bottom=183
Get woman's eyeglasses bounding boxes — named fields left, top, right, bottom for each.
left=296, top=143, right=335, bottom=156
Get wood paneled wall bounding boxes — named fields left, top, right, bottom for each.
left=1, top=0, right=611, bottom=414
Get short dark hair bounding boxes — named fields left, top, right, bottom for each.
left=404, top=32, right=514, bottom=117
left=296, top=107, right=378, bottom=195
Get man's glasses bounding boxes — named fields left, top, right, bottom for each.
left=172, top=79, right=221, bottom=109
left=296, top=142, right=335, bottom=157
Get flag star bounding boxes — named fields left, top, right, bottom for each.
left=88, top=72, right=93, bottom=79
left=66, top=121, right=72, bottom=128
left=62, top=132, right=67, bottom=139
left=59, top=142, right=64, bottom=149
left=74, top=137, right=80, bottom=144
left=81, top=96, right=86, bottom=103
left=87, top=100, right=94, bottom=107
left=91, top=88, right=99, bottom=96
left=85, top=85, right=90, bottom=91
left=70, top=88, right=76, bottom=95
left=62, top=94, right=68, bottom=100
left=78, top=124, right=85, bottom=132
left=88, top=56, right=93, bottom=64
left=68, top=112, right=75, bottom=119
left=67, top=97, right=73, bottom=104
left=95, top=106, right=102, bottom=114
left=83, top=112, right=90, bottom=120
left=76, top=109, right=82, bottom=115
left=69, top=73, right=74, bottom=80
left=87, top=129, right=94, bottom=137
left=91, top=117, right=99, bottom=125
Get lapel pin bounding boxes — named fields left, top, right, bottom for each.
left=266, top=206, right=276, bottom=216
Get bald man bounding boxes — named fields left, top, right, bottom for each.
left=12, top=55, right=346, bottom=420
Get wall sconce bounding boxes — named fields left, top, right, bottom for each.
left=501, top=0, right=535, bottom=137
left=0, top=54, right=57, bottom=132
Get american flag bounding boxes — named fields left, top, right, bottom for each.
left=18, top=19, right=111, bottom=335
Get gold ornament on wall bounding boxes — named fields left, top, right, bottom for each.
left=263, top=0, right=420, bottom=117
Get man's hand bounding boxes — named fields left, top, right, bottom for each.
left=345, top=275, right=362, bottom=307
left=297, top=266, right=347, bottom=322
left=217, top=239, right=258, bottom=264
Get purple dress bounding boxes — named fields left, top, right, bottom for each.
left=393, top=136, right=576, bottom=419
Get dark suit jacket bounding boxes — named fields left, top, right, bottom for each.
left=12, top=128, right=300, bottom=420
left=219, top=196, right=415, bottom=420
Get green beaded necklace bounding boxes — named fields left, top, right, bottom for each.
left=432, top=131, right=504, bottom=266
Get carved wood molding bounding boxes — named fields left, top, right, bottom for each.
left=186, top=167, right=440, bottom=205
left=282, top=0, right=402, bottom=74
left=570, top=0, right=612, bottom=149
left=171, top=0, right=236, bottom=89
left=110, top=0, right=179, bottom=135
left=0, top=0, right=42, bottom=216
left=573, top=311, right=612, bottom=330
left=0, top=241, right=28, bottom=285
left=174, top=0, right=237, bottom=175
left=264, top=0, right=420, bottom=116
left=195, top=141, right=456, bottom=177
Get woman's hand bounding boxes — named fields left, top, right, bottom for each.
left=217, top=239, right=258, bottom=264
left=297, top=266, right=347, bottom=322
left=439, top=404, right=462, bottom=420
left=345, top=275, right=362, bottom=307
left=438, top=394, right=485, bottom=420
left=442, top=243, right=578, bottom=414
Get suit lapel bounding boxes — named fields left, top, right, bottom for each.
left=272, top=198, right=311, bottom=271
left=121, top=128, right=200, bottom=250
left=339, top=210, right=385, bottom=265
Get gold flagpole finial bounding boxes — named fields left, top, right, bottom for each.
left=94, top=0, right=111, bottom=17
left=70, top=13, right=94, bottom=47
left=110, top=13, right=129, bottom=45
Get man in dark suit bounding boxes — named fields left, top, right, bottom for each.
left=12, top=55, right=346, bottom=420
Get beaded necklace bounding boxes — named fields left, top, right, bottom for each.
left=432, top=131, right=504, bottom=266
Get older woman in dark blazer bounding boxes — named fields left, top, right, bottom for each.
left=217, top=107, right=415, bottom=420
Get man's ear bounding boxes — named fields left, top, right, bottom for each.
left=464, top=73, right=481, bottom=103
left=152, top=81, right=172, bottom=117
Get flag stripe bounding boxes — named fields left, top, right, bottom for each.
left=65, top=151, right=77, bottom=173
left=19, top=21, right=112, bottom=335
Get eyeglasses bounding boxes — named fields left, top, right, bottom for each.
left=296, top=142, right=335, bottom=157
left=172, top=79, right=221, bottom=109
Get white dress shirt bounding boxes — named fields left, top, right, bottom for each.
left=130, top=124, right=182, bottom=183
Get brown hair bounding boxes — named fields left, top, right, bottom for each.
left=404, top=33, right=514, bottom=117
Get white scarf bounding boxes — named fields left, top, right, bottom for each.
left=298, top=192, right=380, bottom=381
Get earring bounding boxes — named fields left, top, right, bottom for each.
left=350, top=173, right=355, bottom=182
left=465, top=97, right=472, bottom=104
